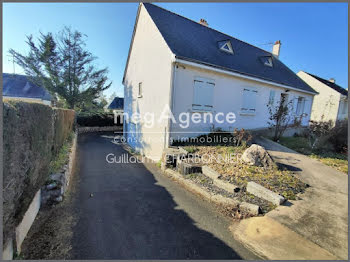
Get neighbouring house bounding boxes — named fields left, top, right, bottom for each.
left=108, top=96, right=124, bottom=113
left=3, top=73, right=52, bottom=106
left=297, top=71, right=348, bottom=122
left=122, top=3, right=317, bottom=160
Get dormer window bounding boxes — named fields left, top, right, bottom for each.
left=218, top=40, right=234, bottom=54
left=260, top=56, right=273, bottom=67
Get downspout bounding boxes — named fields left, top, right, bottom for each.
left=166, top=54, right=177, bottom=148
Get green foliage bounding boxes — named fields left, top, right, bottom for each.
left=76, top=111, right=118, bottom=127
left=184, top=146, right=198, bottom=153
left=49, top=132, right=74, bottom=174
left=9, top=26, right=111, bottom=109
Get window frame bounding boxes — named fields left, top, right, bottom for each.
left=138, top=82, right=142, bottom=98
left=192, top=76, right=215, bottom=112
left=268, top=90, right=275, bottom=105
left=295, top=96, right=305, bottom=116
left=240, top=87, right=258, bottom=115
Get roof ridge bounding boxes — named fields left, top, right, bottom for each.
left=143, top=2, right=273, bottom=56
left=305, top=71, right=346, bottom=89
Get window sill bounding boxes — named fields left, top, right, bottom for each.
left=191, top=109, right=213, bottom=113
left=239, top=111, right=256, bottom=116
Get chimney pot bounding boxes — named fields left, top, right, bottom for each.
left=329, top=78, right=335, bottom=83
left=199, top=18, right=208, bottom=26
left=272, top=40, right=281, bottom=58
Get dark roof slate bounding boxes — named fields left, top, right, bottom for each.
left=143, top=3, right=316, bottom=94
left=3, top=73, right=52, bottom=100
left=108, top=97, right=124, bottom=110
left=305, top=72, right=348, bottom=96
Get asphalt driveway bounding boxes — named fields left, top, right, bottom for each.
left=71, top=132, right=258, bottom=259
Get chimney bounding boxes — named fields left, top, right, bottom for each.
left=199, top=18, right=208, bottom=26
left=272, top=40, right=281, bottom=58
left=329, top=78, right=335, bottom=83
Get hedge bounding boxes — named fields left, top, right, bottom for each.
left=76, top=112, right=122, bottom=127
left=3, top=101, right=75, bottom=244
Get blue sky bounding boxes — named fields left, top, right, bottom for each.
left=3, top=2, right=348, bottom=99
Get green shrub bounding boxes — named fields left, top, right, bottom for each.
left=77, top=112, right=121, bottom=127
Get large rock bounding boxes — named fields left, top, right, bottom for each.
left=241, top=144, right=276, bottom=169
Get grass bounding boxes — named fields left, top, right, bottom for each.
left=184, top=146, right=199, bottom=154
left=278, top=136, right=348, bottom=174
left=48, top=132, right=74, bottom=174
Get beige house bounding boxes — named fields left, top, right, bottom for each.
left=297, top=71, right=348, bottom=122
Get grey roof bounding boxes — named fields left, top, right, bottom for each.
left=3, top=73, right=52, bottom=101
left=108, top=97, right=124, bottom=110
left=143, top=3, right=316, bottom=94
left=304, top=72, right=348, bottom=96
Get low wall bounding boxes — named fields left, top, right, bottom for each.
left=77, top=125, right=122, bottom=133
left=3, top=101, right=75, bottom=249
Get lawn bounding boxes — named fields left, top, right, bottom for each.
left=278, top=137, right=348, bottom=174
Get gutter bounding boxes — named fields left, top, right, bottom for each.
left=174, top=57, right=318, bottom=96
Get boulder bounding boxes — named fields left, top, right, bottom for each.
left=241, top=144, right=276, bottom=169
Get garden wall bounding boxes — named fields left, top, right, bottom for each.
left=3, top=101, right=75, bottom=246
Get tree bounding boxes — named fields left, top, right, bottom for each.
left=267, top=95, right=294, bottom=141
left=9, top=27, right=112, bottom=109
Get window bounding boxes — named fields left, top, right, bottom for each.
left=268, top=90, right=275, bottom=105
left=241, top=88, right=258, bottom=114
left=138, top=82, right=142, bottom=98
left=260, top=56, right=273, bottom=67
left=340, top=100, right=347, bottom=115
left=218, top=40, right=234, bottom=54
left=295, top=97, right=305, bottom=116
left=281, top=93, right=289, bottom=107
left=192, top=77, right=214, bottom=111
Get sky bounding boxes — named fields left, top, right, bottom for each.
left=3, top=2, right=348, bottom=100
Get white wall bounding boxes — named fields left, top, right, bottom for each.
left=297, top=71, right=347, bottom=122
left=123, top=3, right=174, bottom=161
left=170, top=64, right=314, bottom=140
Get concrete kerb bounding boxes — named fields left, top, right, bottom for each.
left=247, top=181, right=285, bottom=206
left=164, top=168, right=240, bottom=209
left=202, top=166, right=240, bottom=193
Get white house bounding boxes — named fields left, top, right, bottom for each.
left=297, top=71, right=348, bottom=122
left=122, top=3, right=317, bottom=160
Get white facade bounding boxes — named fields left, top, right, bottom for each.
left=170, top=63, right=314, bottom=141
left=123, top=3, right=174, bottom=160
left=297, top=71, right=348, bottom=122
left=123, top=3, right=315, bottom=161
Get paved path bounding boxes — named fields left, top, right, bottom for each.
left=253, top=137, right=348, bottom=259
left=71, top=132, right=258, bottom=259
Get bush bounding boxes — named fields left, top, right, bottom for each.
left=329, top=120, right=348, bottom=153
left=77, top=112, right=121, bottom=127
left=307, top=120, right=348, bottom=154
